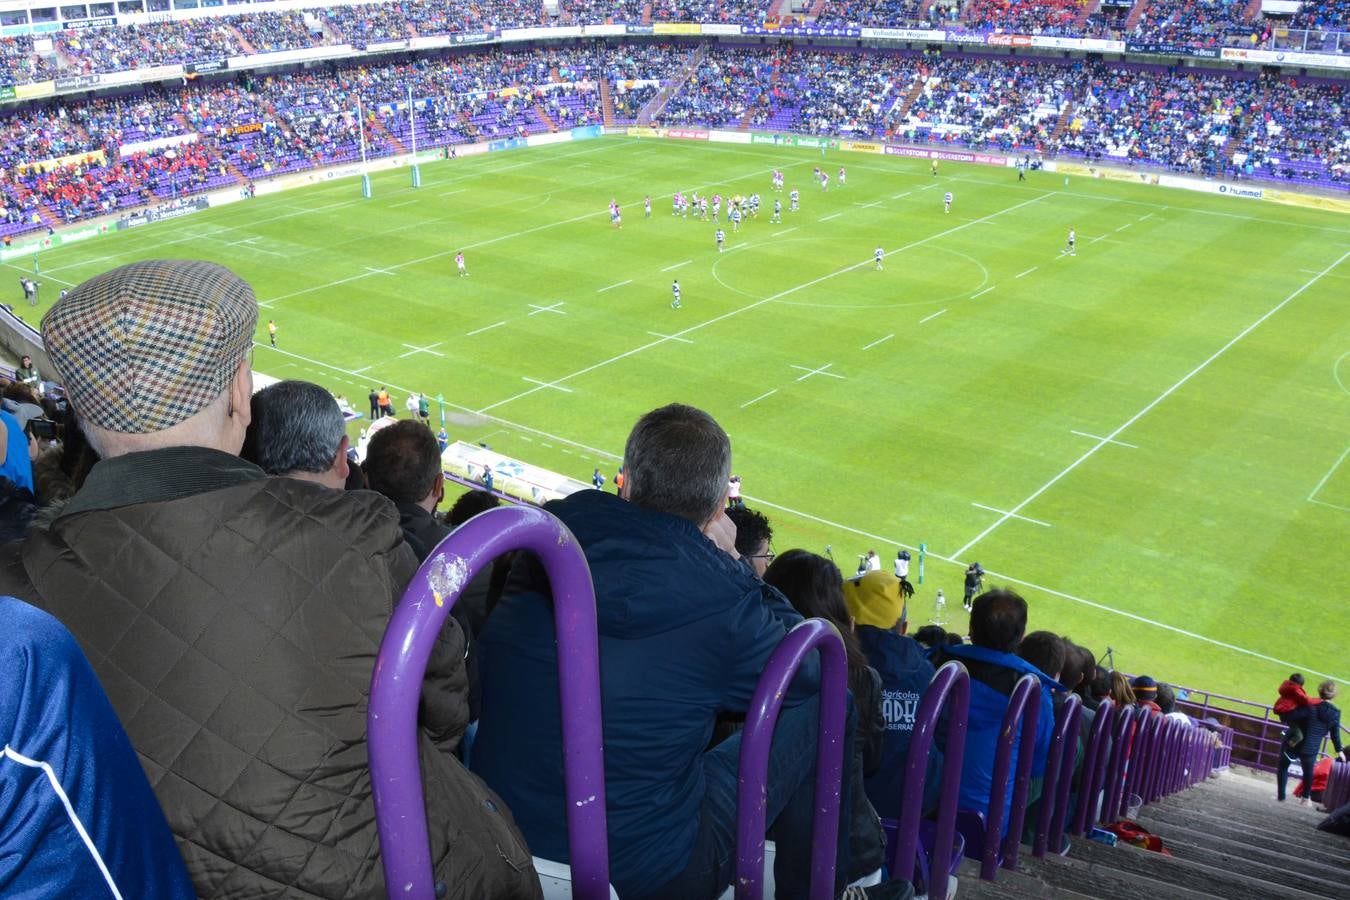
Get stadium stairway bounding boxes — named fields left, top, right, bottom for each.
left=599, top=80, right=615, bottom=127
left=1073, top=0, right=1103, bottom=27
left=367, top=117, right=407, bottom=155
left=230, top=25, right=256, bottom=56
left=1124, top=0, right=1151, bottom=31
left=954, top=770, right=1349, bottom=899
left=638, top=44, right=707, bottom=125
left=1242, top=0, right=1264, bottom=20
left=532, top=102, right=559, bottom=133
left=805, top=0, right=828, bottom=20
left=641, top=3, right=653, bottom=26
left=894, top=75, right=927, bottom=121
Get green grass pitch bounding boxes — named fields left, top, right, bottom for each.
left=15, top=136, right=1349, bottom=703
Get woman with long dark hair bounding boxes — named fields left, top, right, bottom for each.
left=764, top=549, right=885, bottom=884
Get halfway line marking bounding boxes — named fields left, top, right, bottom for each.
left=919, top=308, right=948, bottom=324
left=972, top=286, right=995, bottom=299
left=1016, top=266, right=1038, bottom=278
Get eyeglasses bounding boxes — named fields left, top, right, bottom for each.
left=746, top=551, right=776, bottom=563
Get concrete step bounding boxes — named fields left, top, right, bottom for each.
left=1016, top=846, right=1223, bottom=900
left=1159, top=834, right=1350, bottom=898
left=1056, top=835, right=1335, bottom=900
left=1129, top=814, right=1350, bottom=885
left=1136, top=804, right=1350, bottom=867
left=954, top=859, right=1093, bottom=899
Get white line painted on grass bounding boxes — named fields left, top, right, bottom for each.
left=527, top=302, right=566, bottom=316
left=661, top=259, right=692, bottom=272
left=919, top=308, right=948, bottom=324
left=474, top=192, right=1056, bottom=414
left=819, top=212, right=843, bottom=222
left=365, top=266, right=397, bottom=276
left=791, top=363, right=845, bottom=382
left=3, top=263, right=76, bottom=287
left=597, top=279, right=632, bottom=293
left=1139, top=213, right=1154, bottom=222
left=892, top=191, right=913, bottom=200
left=972, top=286, right=995, bottom=299
left=439, top=188, right=468, bottom=197
left=862, top=333, right=895, bottom=351
left=390, top=200, right=419, bottom=208
left=1116, top=223, right=1132, bottom=232
left=399, top=342, right=445, bottom=358
left=1074, top=429, right=1139, bottom=450
left=646, top=331, right=694, bottom=344
left=249, top=343, right=1345, bottom=683
left=466, top=321, right=507, bottom=336
left=856, top=200, right=883, bottom=209
left=522, top=376, right=573, bottom=393
left=952, top=247, right=1350, bottom=559
left=972, top=502, right=1051, bottom=528
left=777, top=226, right=799, bottom=235
left=1016, top=266, right=1038, bottom=278
left=1308, top=444, right=1350, bottom=504
left=740, top=389, right=778, bottom=409
left=352, top=365, right=373, bottom=374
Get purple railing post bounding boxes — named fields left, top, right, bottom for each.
left=1034, top=693, right=1081, bottom=858
left=368, top=505, right=609, bottom=900
left=735, top=619, right=848, bottom=900
left=1100, top=706, right=1137, bottom=827
left=889, top=662, right=970, bottom=900
left=1069, top=699, right=1114, bottom=836
left=978, top=674, right=1041, bottom=880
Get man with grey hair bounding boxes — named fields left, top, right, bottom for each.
left=0, top=260, right=541, bottom=900
left=240, top=379, right=349, bottom=490
left=475, top=403, right=869, bottom=900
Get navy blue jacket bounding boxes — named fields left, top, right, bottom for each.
left=858, top=626, right=938, bottom=820
left=0, top=596, right=192, bottom=898
left=1289, top=701, right=1343, bottom=757
left=472, top=490, right=817, bottom=898
left=931, top=643, right=1060, bottom=834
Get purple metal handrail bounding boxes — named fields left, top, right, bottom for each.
left=1070, top=699, right=1115, bottom=836
left=367, top=505, right=609, bottom=900
left=1324, top=760, right=1350, bottom=811
left=1100, top=707, right=1138, bottom=827
left=735, top=618, right=848, bottom=900
left=1033, top=693, right=1081, bottom=858
left=888, top=662, right=970, bottom=900
left=1121, top=708, right=1156, bottom=816
left=982, top=674, right=1041, bottom=879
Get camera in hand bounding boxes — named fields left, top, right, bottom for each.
left=27, top=417, right=56, bottom=440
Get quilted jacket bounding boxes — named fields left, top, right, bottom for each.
left=0, top=446, right=541, bottom=900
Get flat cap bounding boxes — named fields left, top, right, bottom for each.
left=42, top=259, right=258, bottom=434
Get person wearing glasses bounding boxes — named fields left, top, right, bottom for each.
left=727, top=504, right=774, bottom=578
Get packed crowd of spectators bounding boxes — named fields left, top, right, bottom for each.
left=1230, top=77, right=1348, bottom=184
left=1059, top=64, right=1263, bottom=178
left=1131, top=0, right=1268, bottom=49
left=0, top=35, right=53, bottom=86
left=963, top=0, right=1085, bottom=35
left=891, top=55, right=1074, bottom=152
left=0, top=44, right=1345, bottom=238
left=0, top=0, right=1342, bottom=85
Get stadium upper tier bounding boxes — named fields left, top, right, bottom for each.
left=0, top=0, right=1346, bottom=87
left=0, top=44, right=1344, bottom=239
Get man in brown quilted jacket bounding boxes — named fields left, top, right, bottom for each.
left=0, top=260, right=541, bottom=900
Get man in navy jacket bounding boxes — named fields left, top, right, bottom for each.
left=932, top=589, right=1059, bottom=835
left=473, top=404, right=845, bottom=900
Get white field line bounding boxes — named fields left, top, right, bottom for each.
left=952, top=247, right=1350, bottom=559
left=466, top=321, right=507, bottom=336
left=661, top=259, right=692, bottom=272
left=1070, top=430, right=1138, bottom=449
left=740, top=389, right=778, bottom=409
left=3, top=264, right=77, bottom=287
left=1308, top=444, right=1350, bottom=503
left=1116, top=223, right=1132, bottom=232
left=646, top=331, right=694, bottom=344
left=597, top=279, right=632, bottom=293
left=522, top=376, right=573, bottom=393
left=390, top=200, right=419, bottom=208
left=1016, top=266, right=1038, bottom=278
left=527, top=302, right=566, bottom=316
left=475, top=191, right=1057, bottom=414
left=43, top=254, right=116, bottom=274
left=790, top=363, right=845, bottom=381
left=819, top=212, right=843, bottom=222
left=891, top=191, right=913, bottom=200
left=737, top=492, right=1346, bottom=682
left=1139, top=213, right=1154, bottom=222
left=252, top=342, right=1346, bottom=683
left=777, top=226, right=799, bottom=235
left=972, top=286, right=995, bottom=299
left=862, top=333, right=895, bottom=351
left=439, top=188, right=468, bottom=197
left=919, top=308, right=947, bottom=324
left=972, top=502, right=1051, bottom=528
